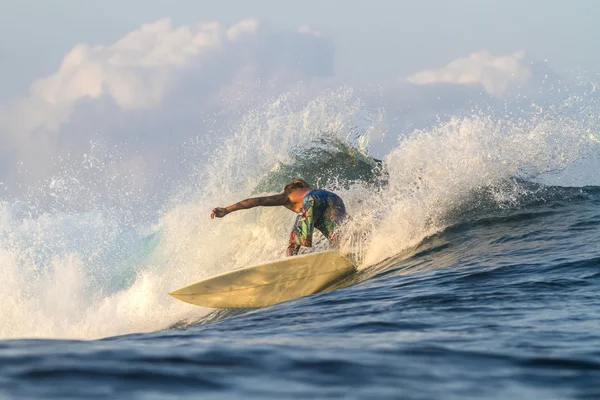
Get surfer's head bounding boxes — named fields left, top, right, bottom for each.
left=284, top=179, right=311, bottom=194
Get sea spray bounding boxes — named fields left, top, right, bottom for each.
left=1, top=86, right=598, bottom=340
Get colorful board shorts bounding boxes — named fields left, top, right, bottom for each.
left=289, top=190, right=347, bottom=247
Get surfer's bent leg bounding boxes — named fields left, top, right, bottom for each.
left=287, top=195, right=315, bottom=256
left=315, top=190, right=348, bottom=246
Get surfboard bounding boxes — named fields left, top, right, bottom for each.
left=169, top=251, right=356, bottom=308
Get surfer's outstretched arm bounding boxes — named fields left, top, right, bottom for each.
left=211, top=193, right=290, bottom=218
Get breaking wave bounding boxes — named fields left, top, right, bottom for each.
left=1, top=87, right=599, bottom=340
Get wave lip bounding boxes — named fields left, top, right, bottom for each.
left=1, top=84, right=600, bottom=340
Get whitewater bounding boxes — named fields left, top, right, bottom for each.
left=1, top=85, right=600, bottom=399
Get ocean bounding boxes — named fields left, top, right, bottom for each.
left=1, top=88, right=599, bottom=399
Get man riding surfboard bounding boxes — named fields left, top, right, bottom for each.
left=211, top=179, right=347, bottom=256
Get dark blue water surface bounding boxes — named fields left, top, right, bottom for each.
left=1, top=187, right=599, bottom=399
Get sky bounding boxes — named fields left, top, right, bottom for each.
left=0, top=0, right=599, bottom=200
left=2, top=0, right=599, bottom=100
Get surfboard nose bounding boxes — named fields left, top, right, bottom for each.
left=168, top=288, right=192, bottom=298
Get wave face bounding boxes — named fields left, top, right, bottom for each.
left=1, top=86, right=600, bottom=398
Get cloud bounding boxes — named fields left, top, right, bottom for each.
left=406, top=50, right=531, bottom=96
left=25, top=18, right=329, bottom=126
left=0, top=18, right=334, bottom=196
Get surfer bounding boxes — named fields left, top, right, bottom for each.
left=211, top=179, right=347, bottom=256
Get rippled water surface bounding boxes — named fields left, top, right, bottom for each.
left=2, top=187, right=599, bottom=399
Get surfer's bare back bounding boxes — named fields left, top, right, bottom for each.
left=211, top=179, right=347, bottom=256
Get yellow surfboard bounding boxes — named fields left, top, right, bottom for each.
left=169, top=251, right=356, bottom=308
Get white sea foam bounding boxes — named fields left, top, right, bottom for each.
left=0, top=87, right=598, bottom=340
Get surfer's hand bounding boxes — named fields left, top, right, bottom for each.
left=211, top=207, right=228, bottom=219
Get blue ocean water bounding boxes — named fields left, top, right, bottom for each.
left=2, top=186, right=599, bottom=399
left=1, top=90, right=600, bottom=399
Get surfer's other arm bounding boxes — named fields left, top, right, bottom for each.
left=211, top=193, right=291, bottom=219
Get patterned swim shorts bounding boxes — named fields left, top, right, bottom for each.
left=289, top=190, right=347, bottom=248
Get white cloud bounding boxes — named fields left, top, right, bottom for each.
left=0, top=18, right=334, bottom=194
left=226, top=19, right=259, bottom=40
left=30, top=18, right=250, bottom=114
left=406, top=50, right=531, bottom=95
